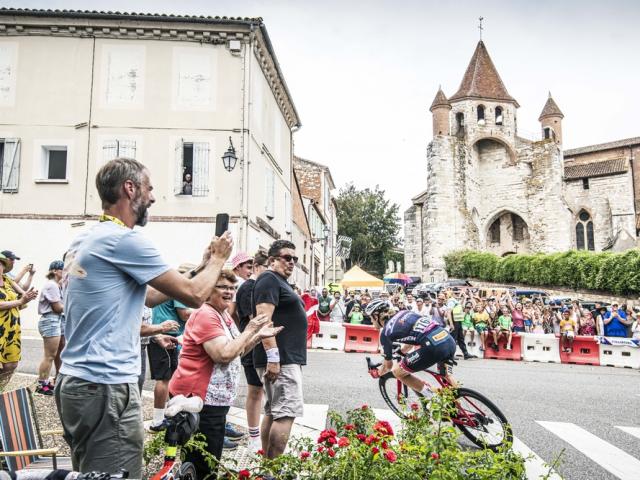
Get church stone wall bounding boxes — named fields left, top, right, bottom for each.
left=403, top=204, right=422, bottom=277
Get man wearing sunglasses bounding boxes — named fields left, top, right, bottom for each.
left=252, top=240, right=306, bottom=458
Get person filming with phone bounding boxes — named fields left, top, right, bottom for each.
left=56, top=157, right=234, bottom=479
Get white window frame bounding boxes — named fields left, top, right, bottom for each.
left=174, top=140, right=210, bottom=197
left=38, top=145, right=68, bottom=182
left=101, top=139, right=137, bottom=164
left=284, top=189, right=291, bottom=233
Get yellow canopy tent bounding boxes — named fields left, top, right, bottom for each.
left=340, top=265, right=384, bottom=290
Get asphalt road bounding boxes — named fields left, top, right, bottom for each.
left=19, top=337, right=640, bottom=480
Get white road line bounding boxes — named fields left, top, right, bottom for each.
left=537, top=421, right=640, bottom=480
left=512, top=437, right=562, bottom=480
left=615, top=426, right=640, bottom=441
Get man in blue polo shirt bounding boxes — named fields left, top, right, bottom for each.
left=56, top=158, right=233, bottom=478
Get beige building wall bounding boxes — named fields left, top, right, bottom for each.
left=0, top=11, right=302, bottom=332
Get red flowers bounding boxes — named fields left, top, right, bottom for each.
left=327, top=448, right=336, bottom=457
left=344, top=423, right=355, bottom=431
left=371, top=446, right=380, bottom=454
left=361, top=404, right=369, bottom=410
left=327, top=436, right=337, bottom=445
left=317, top=428, right=338, bottom=444
left=373, top=420, right=394, bottom=437
left=364, top=434, right=377, bottom=445
left=300, top=451, right=310, bottom=460
left=356, top=433, right=366, bottom=442
left=256, top=449, right=264, bottom=456
left=338, top=436, right=350, bottom=448
left=318, top=446, right=325, bottom=453
left=411, top=402, right=420, bottom=411
left=238, top=469, right=251, bottom=479
left=431, top=452, right=440, bottom=460
left=384, top=450, right=397, bottom=462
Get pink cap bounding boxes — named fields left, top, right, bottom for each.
left=231, top=252, right=253, bottom=270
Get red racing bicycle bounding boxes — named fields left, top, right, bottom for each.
left=366, top=355, right=512, bottom=451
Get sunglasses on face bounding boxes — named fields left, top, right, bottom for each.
left=277, top=255, right=299, bottom=264
left=215, top=285, right=237, bottom=292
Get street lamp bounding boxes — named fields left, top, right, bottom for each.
left=310, top=224, right=330, bottom=288
left=222, top=137, right=238, bottom=172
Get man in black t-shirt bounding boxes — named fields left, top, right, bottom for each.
left=252, top=240, right=306, bottom=458
left=235, top=251, right=269, bottom=452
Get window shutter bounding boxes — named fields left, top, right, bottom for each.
left=174, top=140, right=184, bottom=195
left=118, top=140, right=137, bottom=159
left=265, top=167, right=275, bottom=218
left=2, top=138, right=20, bottom=193
left=284, top=190, right=291, bottom=233
left=102, top=140, right=118, bottom=164
left=192, top=142, right=210, bottom=197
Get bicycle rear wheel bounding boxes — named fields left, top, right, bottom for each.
left=378, top=372, right=423, bottom=418
left=452, top=388, right=512, bottom=451
left=178, top=461, right=198, bottom=480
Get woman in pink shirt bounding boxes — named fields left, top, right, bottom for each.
left=169, top=270, right=281, bottom=478
left=506, top=293, right=526, bottom=333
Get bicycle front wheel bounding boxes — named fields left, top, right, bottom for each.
left=453, top=388, right=512, bottom=451
left=378, top=372, right=423, bottom=418
left=178, top=461, right=198, bottom=480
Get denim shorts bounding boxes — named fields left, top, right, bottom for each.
left=38, top=313, right=62, bottom=338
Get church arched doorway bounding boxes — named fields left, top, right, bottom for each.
left=485, top=211, right=530, bottom=255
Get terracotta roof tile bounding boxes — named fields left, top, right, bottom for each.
left=563, top=137, right=640, bottom=157
left=449, top=41, right=518, bottom=106
left=564, top=158, right=628, bottom=180
left=429, top=88, right=450, bottom=111
left=538, top=93, right=564, bottom=120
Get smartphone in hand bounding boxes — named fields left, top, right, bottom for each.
left=215, top=213, right=229, bottom=238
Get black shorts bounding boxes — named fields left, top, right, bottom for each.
left=399, top=336, right=456, bottom=373
left=147, top=341, right=179, bottom=380
left=244, top=365, right=263, bottom=388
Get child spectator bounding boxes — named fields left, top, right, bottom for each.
left=461, top=302, right=475, bottom=347
left=531, top=309, right=545, bottom=334
left=492, top=306, right=513, bottom=351
left=541, top=306, right=555, bottom=334
left=348, top=304, right=364, bottom=324
left=472, top=304, right=491, bottom=351
left=559, top=309, right=577, bottom=352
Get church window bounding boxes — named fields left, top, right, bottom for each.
left=489, top=219, right=500, bottom=244
left=456, top=112, right=464, bottom=130
left=477, top=105, right=485, bottom=125
left=582, top=178, right=589, bottom=190
left=495, top=106, right=503, bottom=125
left=544, top=127, right=553, bottom=140
left=511, top=214, right=525, bottom=241
left=576, top=210, right=595, bottom=251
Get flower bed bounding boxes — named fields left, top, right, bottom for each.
left=149, top=389, right=531, bottom=479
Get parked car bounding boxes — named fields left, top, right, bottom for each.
left=514, top=289, right=549, bottom=301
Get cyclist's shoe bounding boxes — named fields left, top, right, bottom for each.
left=149, top=419, right=170, bottom=432
left=35, top=382, right=54, bottom=396
left=225, top=422, right=245, bottom=440
left=223, top=437, right=239, bottom=450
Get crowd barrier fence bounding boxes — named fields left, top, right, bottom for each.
left=306, top=323, right=640, bottom=370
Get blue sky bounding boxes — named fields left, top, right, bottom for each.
left=4, top=0, right=640, bottom=211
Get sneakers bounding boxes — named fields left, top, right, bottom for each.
left=505, top=345, right=512, bottom=351
left=463, top=353, right=477, bottom=360
left=491, top=343, right=499, bottom=352
left=35, top=381, right=54, bottom=396
left=248, top=436, right=262, bottom=453
left=149, top=419, right=170, bottom=432
left=225, top=423, right=245, bottom=441
left=223, top=437, right=239, bottom=450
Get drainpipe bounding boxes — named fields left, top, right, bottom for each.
left=82, top=36, right=97, bottom=216
left=630, top=146, right=638, bottom=234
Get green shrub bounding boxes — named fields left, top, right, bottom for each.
left=444, top=249, right=640, bottom=296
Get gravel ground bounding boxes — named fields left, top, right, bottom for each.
left=3, top=374, right=254, bottom=478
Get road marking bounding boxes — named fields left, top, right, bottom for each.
left=537, top=421, right=640, bottom=480
left=615, top=426, right=640, bottom=440
left=512, top=437, right=562, bottom=480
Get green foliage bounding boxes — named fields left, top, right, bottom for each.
left=336, top=183, right=401, bottom=276
left=235, top=391, right=528, bottom=479
left=444, top=249, right=640, bottom=295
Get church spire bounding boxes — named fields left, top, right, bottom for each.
left=449, top=41, right=518, bottom=107
left=538, top=92, right=564, bottom=121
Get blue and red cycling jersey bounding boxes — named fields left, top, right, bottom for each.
left=380, top=310, right=449, bottom=360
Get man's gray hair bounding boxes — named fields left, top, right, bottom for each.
left=96, top=157, right=146, bottom=208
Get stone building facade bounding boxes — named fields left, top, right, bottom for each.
left=405, top=41, right=639, bottom=281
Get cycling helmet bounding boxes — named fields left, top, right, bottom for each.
left=365, top=298, right=389, bottom=317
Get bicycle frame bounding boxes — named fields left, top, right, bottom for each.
left=151, top=445, right=180, bottom=480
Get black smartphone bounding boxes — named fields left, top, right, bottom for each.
left=215, top=213, right=229, bottom=237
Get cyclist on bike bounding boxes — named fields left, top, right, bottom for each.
left=366, top=299, right=457, bottom=397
